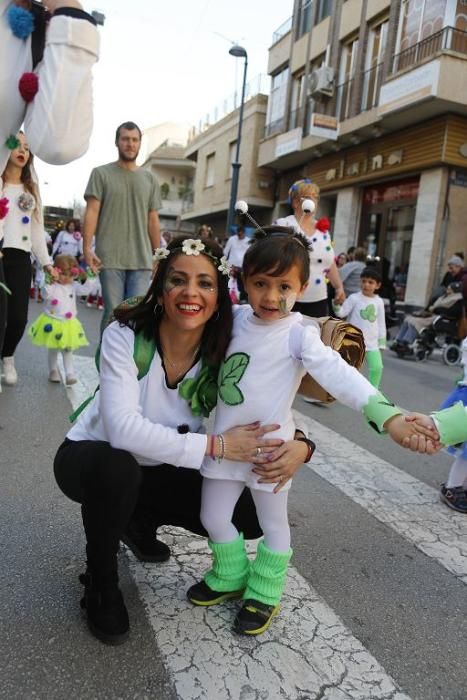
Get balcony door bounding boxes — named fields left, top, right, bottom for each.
left=361, top=20, right=388, bottom=111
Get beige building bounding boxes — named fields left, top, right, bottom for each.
left=141, top=140, right=196, bottom=237
left=181, top=94, right=275, bottom=240
left=260, top=0, right=467, bottom=306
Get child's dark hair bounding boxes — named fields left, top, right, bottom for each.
left=113, top=235, right=233, bottom=365
left=360, top=266, right=382, bottom=283
left=243, top=226, right=311, bottom=285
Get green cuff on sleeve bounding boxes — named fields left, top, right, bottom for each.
left=431, top=401, right=467, bottom=447
left=378, top=338, right=386, bottom=349
left=363, top=392, right=402, bottom=434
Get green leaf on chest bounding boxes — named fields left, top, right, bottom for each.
left=218, top=352, right=250, bottom=405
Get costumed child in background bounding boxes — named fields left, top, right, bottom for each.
left=436, top=337, right=467, bottom=513
left=52, top=219, right=83, bottom=260
left=333, top=266, right=386, bottom=389
left=186, top=226, right=436, bottom=636
left=28, top=253, right=92, bottom=385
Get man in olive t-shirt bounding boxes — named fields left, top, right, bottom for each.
left=83, top=121, right=161, bottom=331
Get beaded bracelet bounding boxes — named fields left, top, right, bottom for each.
left=216, top=434, right=225, bottom=463
left=208, top=435, right=216, bottom=460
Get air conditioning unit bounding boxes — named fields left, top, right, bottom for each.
left=308, top=66, right=335, bottom=98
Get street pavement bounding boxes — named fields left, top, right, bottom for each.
left=0, top=301, right=465, bottom=700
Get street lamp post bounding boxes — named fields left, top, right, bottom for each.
left=226, top=44, right=248, bottom=236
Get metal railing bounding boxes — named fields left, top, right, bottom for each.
left=264, top=116, right=287, bottom=138
left=272, top=16, right=292, bottom=45
left=392, top=26, right=467, bottom=73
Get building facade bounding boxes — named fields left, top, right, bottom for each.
left=181, top=94, right=275, bottom=241
left=260, top=0, right=467, bottom=306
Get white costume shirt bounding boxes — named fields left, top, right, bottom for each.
left=67, top=322, right=207, bottom=468
left=201, top=306, right=379, bottom=491
left=224, top=235, right=249, bottom=268
left=52, top=230, right=83, bottom=259
left=0, top=2, right=99, bottom=173
left=335, top=292, right=386, bottom=351
left=42, top=279, right=94, bottom=320
left=1, top=183, right=50, bottom=266
left=275, top=214, right=335, bottom=303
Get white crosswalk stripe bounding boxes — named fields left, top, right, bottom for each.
left=63, top=355, right=465, bottom=699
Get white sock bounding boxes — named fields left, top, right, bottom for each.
left=62, top=350, right=75, bottom=377
left=446, top=456, right=467, bottom=489
left=48, top=350, right=59, bottom=372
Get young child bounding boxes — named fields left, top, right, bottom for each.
left=186, top=227, right=432, bottom=636
left=333, top=266, right=386, bottom=388
left=28, top=254, right=91, bottom=385
left=437, top=337, right=467, bottom=513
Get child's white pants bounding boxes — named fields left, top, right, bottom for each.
left=201, top=478, right=290, bottom=552
left=48, top=349, right=75, bottom=375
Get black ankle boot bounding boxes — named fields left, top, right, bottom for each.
left=79, top=570, right=129, bottom=645
left=121, top=518, right=171, bottom=563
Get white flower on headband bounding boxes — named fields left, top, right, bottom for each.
left=217, top=256, right=232, bottom=277
left=182, top=239, right=205, bottom=256
left=152, top=247, right=170, bottom=261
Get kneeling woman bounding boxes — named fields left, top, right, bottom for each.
left=54, top=236, right=306, bottom=645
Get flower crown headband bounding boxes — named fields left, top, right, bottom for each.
left=153, top=239, right=232, bottom=277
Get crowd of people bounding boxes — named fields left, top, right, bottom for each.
left=0, top=0, right=466, bottom=652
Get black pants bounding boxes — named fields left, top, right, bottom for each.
left=54, top=439, right=262, bottom=578
left=1, top=248, right=32, bottom=357
left=0, top=256, right=7, bottom=357
left=293, top=298, right=329, bottom=317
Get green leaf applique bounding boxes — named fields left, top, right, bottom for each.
left=218, top=352, right=250, bottom=405
left=360, top=304, right=377, bottom=322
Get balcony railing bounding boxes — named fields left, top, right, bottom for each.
left=272, top=16, right=292, bottom=45
left=392, top=26, right=467, bottom=73
left=264, top=116, right=287, bottom=138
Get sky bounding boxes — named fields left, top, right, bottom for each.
left=38, top=0, right=291, bottom=207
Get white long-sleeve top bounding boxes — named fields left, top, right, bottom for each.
left=201, top=306, right=379, bottom=489
left=42, top=278, right=94, bottom=319
left=334, top=292, right=386, bottom=351
left=0, top=2, right=100, bottom=173
left=52, top=230, right=83, bottom=259
left=1, top=183, right=50, bottom=266
left=275, top=214, right=335, bottom=303
left=67, top=322, right=208, bottom=468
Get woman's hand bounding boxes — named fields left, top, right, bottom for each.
left=384, top=414, right=441, bottom=453
left=251, top=440, right=309, bottom=493
left=221, top=422, right=284, bottom=462
left=44, top=263, right=58, bottom=279
left=402, top=413, right=443, bottom=454
left=334, top=285, right=346, bottom=305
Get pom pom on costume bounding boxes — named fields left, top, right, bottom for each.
left=5, top=135, right=20, bottom=150
left=18, top=72, right=39, bottom=103
left=22, top=216, right=30, bottom=224
left=17, top=192, right=35, bottom=212
left=6, top=5, right=35, bottom=39
left=315, top=217, right=330, bottom=232
left=0, top=198, right=9, bottom=220
left=44, top=324, right=53, bottom=333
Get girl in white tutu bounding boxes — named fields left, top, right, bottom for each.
left=28, top=254, right=92, bottom=384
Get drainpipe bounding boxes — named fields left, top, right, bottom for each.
left=434, top=168, right=451, bottom=287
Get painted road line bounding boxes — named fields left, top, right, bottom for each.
left=293, top=410, right=467, bottom=585
left=128, top=527, right=411, bottom=700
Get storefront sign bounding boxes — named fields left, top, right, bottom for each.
left=378, top=60, right=440, bottom=116
left=309, top=113, right=339, bottom=141
left=363, top=178, right=420, bottom=205
left=325, top=149, right=404, bottom=182
left=275, top=128, right=302, bottom=158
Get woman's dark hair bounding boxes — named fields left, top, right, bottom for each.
left=65, top=219, right=76, bottom=232
left=243, top=226, right=311, bottom=285
left=113, top=235, right=233, bottom=365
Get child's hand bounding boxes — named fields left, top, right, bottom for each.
left=385, top=414, right=441, bottom=453
left=402, top=413, right=442, bottom=453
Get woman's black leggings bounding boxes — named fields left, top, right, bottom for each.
left=54, top=439, right=262, bottom=579
left=0, top=256, right=7, bottom=357
left=1, top=248, right=32, bottom=357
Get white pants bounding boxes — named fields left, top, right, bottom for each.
left=201, top=478, right=290, bottom=552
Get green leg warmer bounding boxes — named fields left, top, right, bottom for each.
left=204, top=533, right=250, bottom=592
left=243, top=540, right=292, bottom=606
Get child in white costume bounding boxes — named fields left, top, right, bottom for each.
left=28, top=253, right=92, bottom=384
left=333, top=266, right=387, bottom=388
left=187, top=227, right=430, bottom=636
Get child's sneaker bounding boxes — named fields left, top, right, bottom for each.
left=48, top=369, right=61, bottom=383
left=97, top=296, right=104, bottom=311
left=233, top=599, right=280, bottom=635
left=65, top=375, right=78, bottom=386
left=187, top=580, right=243, bottom=606
left=86, top=295, right=96, bottom=308
left=439, top=483, right=467, bottom=514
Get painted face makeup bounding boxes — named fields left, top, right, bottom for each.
left=279, top=292, right=297, bottom=315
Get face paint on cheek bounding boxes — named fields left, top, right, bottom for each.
left=279, top=293, right=297, bottom=315
left=163, top=277, right=182, bottom=293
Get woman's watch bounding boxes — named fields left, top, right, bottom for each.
left=295, top=436, right=316, bottom=463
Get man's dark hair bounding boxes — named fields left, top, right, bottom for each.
left=115, top=121, right=142, bottom=142
left=243, top=226, right=311, bottom=285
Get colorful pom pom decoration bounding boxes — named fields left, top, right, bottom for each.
left=18, top=192, right=35, bottom=212
left=44, top=324, right=53, bottom=333
left=6, top=5, right=35, bottom=39
left=73, top=232, right=82, bottom=241
left=65, top=312, right=73, bottom=319
left=315, top=217, right=330, bottom=232
left=22, top=216, right=30, bottom=224
left=22, top=235, right=28, bottom=241
left=0, top=198, right=9, bottom=220
left=19, top=72, right=39, bottom=103
left=5, top=135, right=20, bottom=150
left=51, top=299, right=59, bottom=306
